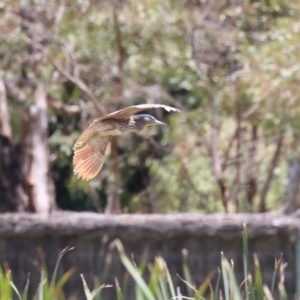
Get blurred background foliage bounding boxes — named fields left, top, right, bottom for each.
left=1, top=0, right=300, bottom=213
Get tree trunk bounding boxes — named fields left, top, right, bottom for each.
left=104, top=4, right=126, bottom=214
left=281, top=158, right=300, bottom=214
left=259, top=132, right=284, bottom=212
left=0, top=79, right=56, bottom=213
left=105, top=137, right=121, bottom=214
left=0, top=79, right=11, bottom=138
left=0, top=79, right=28, bottom=211
left=20, top=84, right=56, bottom=213
left=246, top=124, right=258, bottom=211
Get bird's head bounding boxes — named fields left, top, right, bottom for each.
left=132, top=114, right=167, bottom=128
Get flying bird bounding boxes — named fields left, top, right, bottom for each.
left=73, top=104, right=180, bottom=180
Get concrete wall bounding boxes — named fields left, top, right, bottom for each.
left=0, top=213, right=299, bottom=299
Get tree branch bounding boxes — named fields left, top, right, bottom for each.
left=47, top=97, right=82, bottom=115
left=50, top=59, right=105, bottom=115
left=259, top=132, right=284, bottom=212
left=206, top=126, right=230, bottom=213
left=246, top=124, right=258, bottom=210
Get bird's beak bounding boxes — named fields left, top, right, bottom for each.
left=154, top=119, right=167, bottom=126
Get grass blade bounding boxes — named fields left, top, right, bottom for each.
left=91, top=284, right=112, bottom=299
left=263, top=285, right=274, bottom=300
left=115, top=278, right=124, bottom=300
left=21, top=277, right=30, bottom=300
left=278, top=282, right=287, bottom=300
left=55, top=267, right=76, bottom=291
left=253, top=254, right=264, bottom=300
left=0, top=266, right=13, bottom=300
left=112, top=240, right=155, bottom=300
left=156, top=256, right=171, bottom=300
left=81, top=274, right=92, bottom=300
left=36, top=270, right=46, bottom=300
left=247, top=275, right=255, bottom=300
left=221, top=253, right=230, bottom=300
left=221, top=254, right=241, bottom=300
left=135, top=282, right=145, bottom=300
left=10, top=281, right=21, bottom=300
left=197, top=270, right=215, bottom=299
left=278, top=261, right=288, bottom=300
left=158, top=273, right=170, bottom=300
left=148, top=260, right=164, bottom=300
left=121, top=272, right=129, bottom=298
left=166, top=268, right=176, bottom=299
left=50, top=246, right=74, bottom=292
left=271, top=254, right=282, bottom=294
left=101, top=252, right=112, bottom=282
left=182, top=249, right=193, bottom=298
left=214, top=268, right=221, bottom=300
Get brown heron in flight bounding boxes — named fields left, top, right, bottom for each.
left=73, top=104, right=180, bottom=180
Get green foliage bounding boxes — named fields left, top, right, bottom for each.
left=3, top=0, right=300, bottom=212
left=0, top=246, right=113, bottom=300
left=0, top=247, right=75, bottom=300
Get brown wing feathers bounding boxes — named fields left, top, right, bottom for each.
left=73, top=151, right=105, bottom=180
left=101, top=104, right=180, bottom=120
left=73, top=124, right=111, bottom=180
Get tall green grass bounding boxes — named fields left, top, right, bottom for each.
left=0, top=224, right=289, bottom=300
left=0, top=246, right=75, bottom=300
left=111, top=223, right=288, bottom=300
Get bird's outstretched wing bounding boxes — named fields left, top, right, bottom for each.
left=73, top=125, right=112, bottom=180
left=100, top=104, right=180, bottom=120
